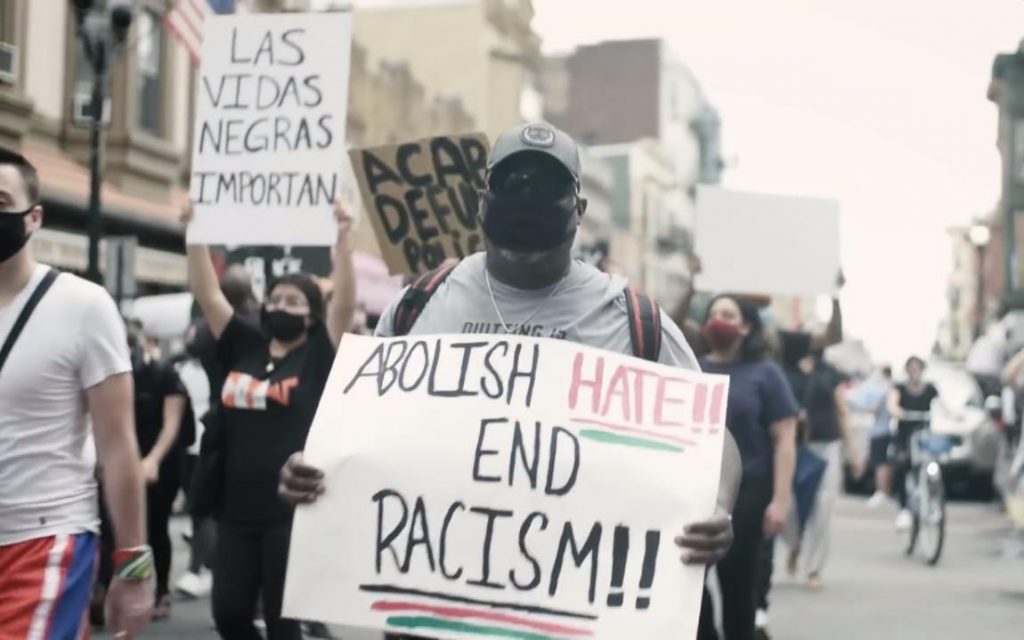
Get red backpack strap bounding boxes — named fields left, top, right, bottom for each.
left=625, top=287, right=663, bottom=362
left=391, top=262, right=460, bottom=336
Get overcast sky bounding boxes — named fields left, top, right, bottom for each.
left=532, top=0, right=1024, bottom=364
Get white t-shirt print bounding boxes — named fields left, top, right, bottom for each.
left=0, top=264, right=131, bottom=545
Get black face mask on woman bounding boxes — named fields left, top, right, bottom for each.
left=261, top=308, right=308, bottom=342
left=0, top=209, right=33, bottom=263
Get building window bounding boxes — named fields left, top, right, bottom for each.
left=0, top=0, right=20, bottom=88
left=136, top=8, right=163, bottom=136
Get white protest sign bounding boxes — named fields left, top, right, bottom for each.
left=695, top=186, right=841, bottom=296
left=284, top=334, right=728, bottom=639
left=187, top=12, right=353, bottom=246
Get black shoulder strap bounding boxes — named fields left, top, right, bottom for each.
left=0, top=268, right=60, bottom=376
left=392, top=262, right=460, bottom=337
left=625, top=287, right=662, bottom=362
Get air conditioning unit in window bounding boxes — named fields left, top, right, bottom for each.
left=0, top=42, right=18, bottom=85
left=73, top=92, right=112, bottom=127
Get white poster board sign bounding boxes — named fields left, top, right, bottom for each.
left=695, top=186, right=841, bottom=296
left=187, top=12, right=353, bottom=246
left=284, top=334, right=728, bottom=639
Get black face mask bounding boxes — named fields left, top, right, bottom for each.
left=480, top=192, right=578, bottom=253
left=0, top=209, right=32, bottom=263
left=262, top=308, right=308, bottom=342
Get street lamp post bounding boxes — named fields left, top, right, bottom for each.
left=970, top=223, right=992, bottom=340
left=70, top=0, right=133, bottom=285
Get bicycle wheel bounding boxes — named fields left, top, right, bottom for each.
left=919, top=466, right=946, bottom=566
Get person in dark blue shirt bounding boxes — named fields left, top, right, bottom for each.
left=698, top=294, right=799, bottom=640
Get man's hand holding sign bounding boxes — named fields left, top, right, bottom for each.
left=281, top=335, right=737, bottom=639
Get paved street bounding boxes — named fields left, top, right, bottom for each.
left=97, top=497, right=1024, bottom=639
left=769, top=497, right=1024, bottom=640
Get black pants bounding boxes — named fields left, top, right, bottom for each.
left=148, top=468, right=180, bottom=597
left=698, top=477, right=773, bottom=640
left=212, top=522, right=300, bottom=640
left=182, top=453, right=216, bottom=573
left=696, top=584, right=719, bottom=640
left=893, top=424, right=921, bottom=509
left=96, top=466, right=179, bottom=598
left=755, top=535, right=774, bottom=612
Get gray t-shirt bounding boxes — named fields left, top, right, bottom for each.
left=375, top=253, right=700, bottom=371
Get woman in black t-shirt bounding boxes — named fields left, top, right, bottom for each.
left=887, top=356, right=945, bottom=530
left=185, top=202, right=356, bottom=640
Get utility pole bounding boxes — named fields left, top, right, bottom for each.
left=70, top=0, right=133, bottom=284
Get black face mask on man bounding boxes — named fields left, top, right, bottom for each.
left=0, top=208, right=33, bottom=263
left=481, top=153, right=582, bottom=254
left=261, top=308, right=308, bottom=342
left=481, top=191, right=578, bottom=253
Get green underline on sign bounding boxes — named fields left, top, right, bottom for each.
left=372, top=602, right=592, bottom=636
left=386, top=616, right=564, bottom=640
left=578, top=429, right=684, bottom=453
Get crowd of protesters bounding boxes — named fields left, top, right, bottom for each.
left=0, top=122, right=953, bottom=640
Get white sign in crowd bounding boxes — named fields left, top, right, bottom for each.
left=696, top=186, right=841, bottom=297
left=187, top=12, right=353, bottom=246
left=284, top=335, right=729, bottom=639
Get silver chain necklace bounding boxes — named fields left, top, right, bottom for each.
left=485, top=268, right=567, bottom=335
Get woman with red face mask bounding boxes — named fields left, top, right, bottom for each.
left=697, top=295, right=798, bottom=640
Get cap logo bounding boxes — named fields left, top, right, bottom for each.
left=521, top=124, right=556, bottom=148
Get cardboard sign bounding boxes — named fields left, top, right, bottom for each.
left=695, top=186, right=841, bottom=296
left=284, top=334, right=728, bottom=639
left=350, top=134, right=489, bottom=275
left=187, top=12, right=353, bottom=246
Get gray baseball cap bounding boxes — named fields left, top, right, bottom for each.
left=487, top=122, right=582, bottom=186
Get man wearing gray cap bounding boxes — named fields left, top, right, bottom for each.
left=280, top=123, right=741, bottom=638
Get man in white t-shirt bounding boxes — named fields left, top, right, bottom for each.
left=0, top=148, right=153, bottom=638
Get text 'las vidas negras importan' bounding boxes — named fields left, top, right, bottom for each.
left=341, top=337, right=727, bottom=629
left=194, top=27, right=339, bottom=207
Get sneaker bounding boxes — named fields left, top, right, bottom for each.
left=175, top=569, right=213, bottom=599
left=152, top=594, right=172, bottom=621
left=755, top=609, right=769, bottom=629
left=867, top=491, right=888, bottom=508
left=807, top=573, right=824, bottom=590
left=895, top=509, right=913, bottom=531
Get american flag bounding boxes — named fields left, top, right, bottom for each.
left=164, top=0, right=238, bottom=66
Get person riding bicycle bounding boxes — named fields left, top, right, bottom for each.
left=887, top=356, right=952, bottom=530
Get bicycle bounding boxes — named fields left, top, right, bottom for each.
left=898, top=410, right=951, bottom=565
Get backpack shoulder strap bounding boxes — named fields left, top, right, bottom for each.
left=392, top=262, right=460, bottom=337
left=624, top=287, right=662, bottom=363
left=0, top=268, right=60, bottom=376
